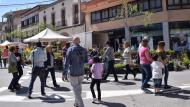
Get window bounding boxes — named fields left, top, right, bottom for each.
left=32, top=16, right=35, bottom=24
left=91, top=5, right=123, bottom=24
left=128, top=0, right=162, bottom=17
left=109, top=7, right=117, bottom=18
left=61, top=9, right=66, bottom=26
left=143, top=0, right=149, bottom=11
left=43, top=16, right=46, bottom=25
left=167, top=0, right=190, bottom=9
left=21, top=21, right=24, bottom=28
left=91, top=11, right=101, bottom=24
left=102, top=9, right=109, bottom=22
left=29, top=18, right=33, bottom=25
left=73, top=4, right=79, bottom=24
left=51, top=13, right=55, bottom=26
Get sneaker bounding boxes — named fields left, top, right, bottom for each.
left=164, top=85, right=171, bottom=89
left=8, top=87, right=14, bottom=92
left=41, top=93, right=46, bottom=96
left=92, top=98, right=98, bottom=103
left=54, top=84, right=60, bottom=88
left=133, top=73, right=137, bottom=79
left=144, top=84, right=151, bottom=88
left=27, top=94, right=32, bottom=99
left=96, top=100, right=102, bottom=104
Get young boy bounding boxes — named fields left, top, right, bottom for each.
left=151, top=54, right=164, bottom=95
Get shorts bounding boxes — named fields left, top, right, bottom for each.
left=153, top=79, right=162, bottom=88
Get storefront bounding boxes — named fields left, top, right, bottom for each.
left=129, top=23, right=163, bottom=50
left=169, top=21, right=190, bottom=50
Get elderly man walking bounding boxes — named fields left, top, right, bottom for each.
left=63, top=37, right=88, bottom=107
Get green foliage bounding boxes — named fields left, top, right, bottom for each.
left=39, top=22, right=46, bottom=32
left=142, top=11, right=153, bottom=27
left=150, top=49, right=156, bottom=55
left=166, top=50, right=175, bottom=56
left=182, top=53, right=190, bottom=66
left=114, top=63, right=125, bottom=70
left=114, top=52, right=123, bottom=58
left=84, top=64, right=90, bottom=71
left=54, top=52, right=61, bottom=59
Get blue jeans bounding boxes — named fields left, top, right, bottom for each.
left=28, top=67, right=45, bottom=94
left=140, top=64, right=152, bottom=88
left=153, top=79, right=162, bottom=88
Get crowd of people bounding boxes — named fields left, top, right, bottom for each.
left=3, top=36, right=175, bottom=107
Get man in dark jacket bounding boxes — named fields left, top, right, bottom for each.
left=14, top=46, right=23, bottom=88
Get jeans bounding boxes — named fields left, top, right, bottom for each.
left=153, top=79, right=162, bottom=88
left=103, top=60, right=118, bottom=81
left=3, top=58, right=7, bottom=68
left=45, top=67, right=58, bottom=86
left=8, top=72, right=18, bottom=89
left=124, top=64, right=136, bottom=79
left=140, top=64, right=152, bottom=88
left=163, top=66, right=169, bottom=86
left=69, top=75, right=84, bottom=107
left=90, top=79, right=101, bottom=100
left=28, top=67, right=45, bottom=95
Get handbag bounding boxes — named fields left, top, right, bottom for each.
left=8, top=64, right=17, bottom=73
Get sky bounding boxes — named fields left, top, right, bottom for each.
left=0, top=0, right=55, bottom=21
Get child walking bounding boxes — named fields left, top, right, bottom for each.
left=90, top=56, right=103, bottom=103
left=151, top=54, right=164, bottom=95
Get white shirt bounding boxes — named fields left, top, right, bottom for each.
left=122, top=47, right=131, bottom=64
left=29, top=47, right=47, bottom=68
left=151, top=61, right=164, bottom=79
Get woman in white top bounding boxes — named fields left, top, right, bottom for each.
left=122, top=42, right=136, bottom=80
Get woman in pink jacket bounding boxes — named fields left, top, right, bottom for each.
left=2, top=46, right=9, bottom=68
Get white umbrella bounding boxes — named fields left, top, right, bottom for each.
left=24, top=28, right=72, bottom=42
left=0, top=40, right=12, bottom=46
left=11, top=42, right=28, bottom=48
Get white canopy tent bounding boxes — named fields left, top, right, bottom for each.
left=24, top=28, right=72, bottom=42
left=11, top=42, right=28, bottom=48
left=0, top=40, right=12, bottom=46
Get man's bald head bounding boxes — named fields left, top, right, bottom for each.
left=73, top=37, right=80, bottom=45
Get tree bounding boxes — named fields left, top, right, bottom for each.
left=121, top=0, right=154, bottom=43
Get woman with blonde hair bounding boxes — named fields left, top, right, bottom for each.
left=156, top=41, right=171, bottom=89
left=122, top=41, right=136, bottom=80
left=44, top=45, right=60, bottom=88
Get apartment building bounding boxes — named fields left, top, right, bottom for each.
left=21, top=5, right=48, bottom=38
left=82, top=0, right=190, bottom=50
left=39, top=0, right=85, bottom=36
left=1, top=9, right=29, bottom=41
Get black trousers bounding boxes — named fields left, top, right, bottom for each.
left=8, top=72, right=18, bottom=89
left=124, top=64, right=136, bottom=79
left=103, top=60, right=118, bottom=81
left=16, top=66, right=23, bottom=84
left=0, top=59, right=2, bottom=68
left=90, top=79, right=101, bottom=100
left=45, top=67, right=58, bottom=86
left=28, top=67, right=45, bottom=94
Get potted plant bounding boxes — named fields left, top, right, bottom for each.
left=114, top=63, right=125, bottom=74
left=182, top=53, right=190, bottom=69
